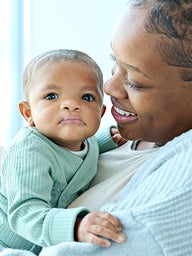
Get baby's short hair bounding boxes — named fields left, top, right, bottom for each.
left=23, top=49, right=103, bottom=100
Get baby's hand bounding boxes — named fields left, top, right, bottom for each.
left=75, top=212, right=126, bottom=247
left=111, top=127, right=127, bottom=146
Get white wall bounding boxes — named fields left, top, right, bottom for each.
left=29, top=0, right=127, bottom=127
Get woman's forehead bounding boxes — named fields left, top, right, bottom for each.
left=112, top=8, right=159, bottom=72
left=111, top=5, right=149, bottom=49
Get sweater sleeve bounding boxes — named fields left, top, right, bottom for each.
left=40, top=207, right=89, bottom=245
left=39, top=210, right=163, bottom=256
left=1, top=129, right=90, bottom=247
left=95, top=126, right=118, bottom=154
left=39, top=185, right=192, bottom=256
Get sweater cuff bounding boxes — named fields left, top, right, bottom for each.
left=96, top=126, right=118, bottom=154
left=46, top=207, right=89, bottom=245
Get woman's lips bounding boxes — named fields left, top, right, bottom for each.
left=111, top=105, right=137, bottom=124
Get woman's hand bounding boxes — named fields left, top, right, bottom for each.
left=111, top=127, right=127, bottom=146
left=75, top=212, right=126, bottom=247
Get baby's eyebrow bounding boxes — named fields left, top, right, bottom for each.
left=41, top=83, right=59, bottom=90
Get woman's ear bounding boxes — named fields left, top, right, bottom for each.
left=101, top=104, right=106, bottom=118
left=19, top=101, right=35, bottom=127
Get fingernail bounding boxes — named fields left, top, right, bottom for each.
left=117, top=233, right=126, bottom=242
left=117, top=226, right=122, bottom=232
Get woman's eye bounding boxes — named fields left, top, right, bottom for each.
left=126, top=79, right=139, bottom=90
left=82, top=94, right=95, bottom=102
left=45, top=93, right=58, bottom=100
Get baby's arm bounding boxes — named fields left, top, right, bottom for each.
left=75, top=212, right=126, bottom=247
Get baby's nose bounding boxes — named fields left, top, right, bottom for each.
left=60, top=100, right=80, bottom=111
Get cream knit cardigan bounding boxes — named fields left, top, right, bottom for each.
left=40, top=129, right=192, bottom=256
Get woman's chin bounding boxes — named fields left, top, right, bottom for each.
left=117, top=125, right=136, bottom=141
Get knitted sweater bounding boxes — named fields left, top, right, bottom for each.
left=40, top=129, right=192, bottom=256
left=0, top=126, right=116, bottom=255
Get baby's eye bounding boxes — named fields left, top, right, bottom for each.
left=82, top=94, right=95, bottom=102
left=45, top=93, right=59, bottom=100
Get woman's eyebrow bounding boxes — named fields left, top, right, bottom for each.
left=120, top=59, right=150, bottom=78
left=120, top=60, right=151, bottom=79
left=122, top=63, right=141, bottom=73
left=110, top=52, right=150, bottom=78
left=110, top=44, right=151, bottom=78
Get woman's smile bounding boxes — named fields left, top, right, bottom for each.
left=111, top=105, right=137, bottom=124
left=114, top=106, right=136, bottom=117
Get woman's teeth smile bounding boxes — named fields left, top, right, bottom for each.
left=114, top=106, right=136, bottom=117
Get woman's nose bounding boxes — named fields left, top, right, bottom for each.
left=60, top=100, right=80, bottom=111
left=104, top=74, right=127, bottom=99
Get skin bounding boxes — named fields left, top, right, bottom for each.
left=104, top=6, right=192, bottom=146
left=19, top=60, right=126, bottom=246
left=19, top=61, right=105, bottom=151
left=76, top=212, right=125, bottom=247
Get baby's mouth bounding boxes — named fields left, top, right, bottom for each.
left=114, top=106, right=137, bottom=117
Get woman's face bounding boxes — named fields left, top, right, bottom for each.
left=104, top=6, right=192, bottom=145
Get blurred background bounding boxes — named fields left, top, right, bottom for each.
left=0, top=0, right=127, bottom=146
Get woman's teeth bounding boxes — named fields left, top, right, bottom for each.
left=114, top=106, right=136, bottom=116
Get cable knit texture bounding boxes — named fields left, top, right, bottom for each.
left=39, top=130, right=192, bottom=256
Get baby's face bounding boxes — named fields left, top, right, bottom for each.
left=27, top=61, right=104, bottom=151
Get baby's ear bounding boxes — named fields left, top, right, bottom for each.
left=19, top=101, right=35, bottom=127
left=101, top=104, right=106, bottom=118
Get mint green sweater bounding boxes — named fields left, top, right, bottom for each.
left=0, top=126, right=116, bottom=255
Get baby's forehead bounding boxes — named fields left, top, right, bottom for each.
left=33, top=60, right=98, bottom=79
left=31, top=61, right=100, bottom=86
left=34, top=59, right=96, bottom=73
left=26, top=55, right=103, bottom=96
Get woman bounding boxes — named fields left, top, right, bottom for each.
left=39, top=0, right=192, bottom=255
left=2, top=0, right=192, bottom=255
